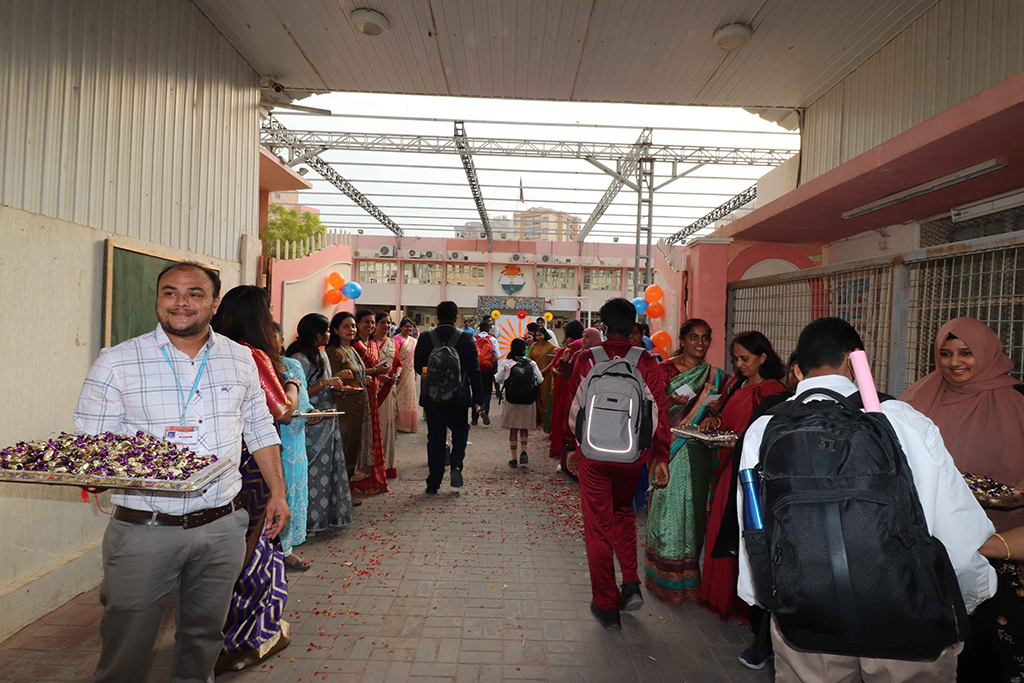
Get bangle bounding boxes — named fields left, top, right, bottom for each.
left=994, top=532, right=1012, bottom=561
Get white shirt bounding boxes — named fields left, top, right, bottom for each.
left=736, top=374, right=996, bottom=614
left=494, top=357, right=543, bottom=385
left=475, top=331, right=500, bottom=360
left=73, top=325, right=281, bottom=515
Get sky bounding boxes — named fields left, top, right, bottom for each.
left=273, top=91, right=799, bottom=243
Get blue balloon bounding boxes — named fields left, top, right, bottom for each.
left=631, top=297, right=648, bottom=315
left=342, top=281, right=363, bottom=299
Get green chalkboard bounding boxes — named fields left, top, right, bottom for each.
left=104, top=240, right=220, bottom=347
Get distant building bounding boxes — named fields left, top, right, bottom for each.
left=455, top=216, right=514, bottom=239
left=270, top=190, right=321, bottom=216
left=513, top=207, right=581, bottom=242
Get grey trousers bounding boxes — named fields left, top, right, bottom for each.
left=94, top=508, right=248, bottom=683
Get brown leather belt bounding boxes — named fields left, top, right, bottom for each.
left=113, top=494, right=246, bottom=530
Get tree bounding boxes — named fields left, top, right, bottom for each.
left=264, top=204, right=325, bottom=258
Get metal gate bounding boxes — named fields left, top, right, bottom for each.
left=727, top=231, right=1024, bottom=394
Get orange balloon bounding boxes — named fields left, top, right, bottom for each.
left=328, top=272, right=344, bottom=289
left=651, top=330, right=672, bottom=349
left=644, top=284, right=663, bottom=303
left=324, top=289, right=342, bottom=305
left=646, top=301, right=665, bottom=319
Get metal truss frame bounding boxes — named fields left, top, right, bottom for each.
left=664, top=184, right=758, bottom=246
left=578, top=129, right=651, bottom=245
left=454, top=121, right=492, bottom=249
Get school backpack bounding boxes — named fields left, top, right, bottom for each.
left=425, top=329, right=463, bottom=406
left=475, top=335, right=496, bottom=373
left=744, top=388, right=969, bottom=660
left=504, top=358, right=539, bottom=405
left=571, top=346, right=653, bottom=463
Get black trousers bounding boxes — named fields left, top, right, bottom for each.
left=424, top=404, right=469, bottom=489
left=473, top=371, right=495, bottom=419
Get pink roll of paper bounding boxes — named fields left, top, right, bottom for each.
left=849, top=349, right=882, bottom=413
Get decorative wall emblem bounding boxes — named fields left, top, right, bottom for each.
left=498, top=265, right=526, bottom=295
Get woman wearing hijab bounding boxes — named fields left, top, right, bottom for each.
left=902, top=317, right=1024, bottom=682
left=548, top=321, right=585, bottom=464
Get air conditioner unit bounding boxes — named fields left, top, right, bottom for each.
left=407, top=248, right=421, bottom=258
left=540, top=254, right=553, bottom=263
left=510, top=253, right=529, bottom=263
left=378, top=245, right=394, bottom=257
left=449, top=251, right=463, bottom=261
left=424, top=250, right=437, bottom=259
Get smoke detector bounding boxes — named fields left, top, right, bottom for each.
left=351, top=8, right=390, bottom=37
left=713, top=23, right=752, bottom=51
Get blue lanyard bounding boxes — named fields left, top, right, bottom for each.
left=156, top=332, right=211, bottom=422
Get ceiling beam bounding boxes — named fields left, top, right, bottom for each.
left=262, top=115, right=405, bottom=243
left=454, top=121, right=492, bottom=249
left=577, top=129, right=651, bottom=244
left=664, top=184, right=758, bottom=246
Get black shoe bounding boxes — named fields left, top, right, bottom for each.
left=482, top=413, right=490, bottom=425
left=619, top=581, right=644, bottom=612
left=508, top=459, right=519, bottom=469
left=425, top=487, right=438, bottom=495
left=589, top=601, right=621, bottom=631
left=450, top=468, right=463, bottom=488
left=471, top=416, right=478, bottom=426
left=519, top=451, right=529, bottom=466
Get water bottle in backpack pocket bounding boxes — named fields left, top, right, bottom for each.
left=572, top=346, right=654, bottom=463
left=425, top=329, right=463, bottom=406
left=746, top=388, right=969, bottom=660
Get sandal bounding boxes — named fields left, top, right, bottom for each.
left=284, top=554, right=313, bottom=572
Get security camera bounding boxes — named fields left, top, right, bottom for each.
left=270, top=81, right=285, bottom=95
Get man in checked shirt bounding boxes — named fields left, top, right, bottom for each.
left=74, top=262, right=288, bottom=683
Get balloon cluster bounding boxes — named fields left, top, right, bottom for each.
left=324, top=272, right=362, bottom=305
left=631, top=284, right=664, bottom=318
left=650, top=329, right=672, bottom=357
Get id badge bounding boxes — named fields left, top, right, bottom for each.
left=165, top=425, right=199, bottom=445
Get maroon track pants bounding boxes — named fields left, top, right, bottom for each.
left=577, top=455, right=646, bottom=611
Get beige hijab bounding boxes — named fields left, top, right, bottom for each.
left=901, top=317, right=1024, bottom=530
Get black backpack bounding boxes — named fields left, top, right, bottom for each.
left=425, top=329, right=463, bottom=406
left=744, top=388, right=968, bottom=660
left=504, top=358, right=539, bottom=405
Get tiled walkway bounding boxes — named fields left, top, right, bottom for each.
left=1, top=405, right=772, bottom=682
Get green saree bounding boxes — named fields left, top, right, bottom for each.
left=644, top=360, right=725, bottom=605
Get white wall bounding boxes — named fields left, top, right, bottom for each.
left=822, top=223, right=921, bottom=265
left=0, top=0, right=259, bottom=641
left=0, top=206, right=243, bottom=641
left=802, top=0, right=1024, bottom=182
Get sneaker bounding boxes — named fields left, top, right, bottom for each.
left=450, top=468, right=463, bottom=488
left=519, top=451, right=529, bottom=466
left=619, top=581, right=644, bottom=612
left=589, top=601, right=621, bottom=631
left=738, top=644, right=773, bottom=670
left=425, top=487, right=438, bottom=495
left=482, top=413, right=490, bottom=425
left=508, top=459, right=519, bottom=469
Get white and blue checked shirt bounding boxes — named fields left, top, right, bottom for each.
left=74, top=325, right=280, bottom=515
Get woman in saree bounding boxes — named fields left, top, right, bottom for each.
left=529, top=328, right=558, bottom=431
left=698, top=330, right=787, bottom=622
left=374, top=312, right=402, bottom=479
left=287, top=314, right=354, bottom=532
left=210, top=286, right=296, bottom=672
left=325, top=312, right=368, bottom=482
left=645, top=319, right=726, bottom=605
left=393, top=317, right=419, bottom=434
left=351, top=309, right=390, bottom=494
left=548, top=321, right=585, bottom=464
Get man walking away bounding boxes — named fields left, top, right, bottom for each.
left=737, top=317, right=996, bottom=681
left=566, top=297, right=671, bottom=631
left=473, top=319, right=500, bottom=426
left=414, top=301, right=484, bottom=494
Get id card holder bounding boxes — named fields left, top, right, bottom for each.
left=165, top=425, right=199, bottom=445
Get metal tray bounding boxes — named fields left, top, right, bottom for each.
left=974, top=491, right=1024, bottom=511
left=294, top=410, right=346, bottom=418
left=672, top=426, right=739, bottom=449
left=0, top=456, right=233, bottom=492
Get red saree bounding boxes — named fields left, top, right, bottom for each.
left=241, top=343, right=290, bottom=420
left=549, top=339, right=583, bottom=462
left=351, top=339, right=388, bottom=494
left=699, top=379, right=787, bottom=622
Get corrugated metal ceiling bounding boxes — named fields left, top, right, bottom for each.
left=192, top=0, right=939, bottom=108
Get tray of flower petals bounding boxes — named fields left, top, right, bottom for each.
left=672, top=426, right=739, bottom=449
left=962, top=472, right=1024, bottom=511
left=0, top=431, right=231, bottom=492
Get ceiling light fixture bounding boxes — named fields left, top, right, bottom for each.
left=713, top=23, right=752, bottom=51
left=351, top=8, right=390, bottom=37
left=841, top=158, right=1008, bottom=220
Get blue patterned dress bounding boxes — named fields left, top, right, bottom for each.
left=279, top=356, right=310, bottom=555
